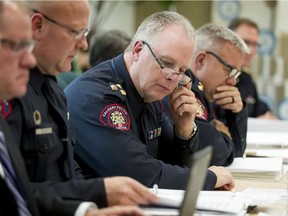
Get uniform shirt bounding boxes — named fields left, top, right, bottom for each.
left=163, top=74, right=248, bottom=166
left=236, top=71, right=270, bottom=117
left=4, top=67, right=108, bottom=210
left=65, top=54, right=217, bottom=190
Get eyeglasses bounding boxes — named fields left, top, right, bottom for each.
left=31, top=9, right=89, bottom=40
left=0, top=38, right=35, bottom=53
left=206, top=51, right=241, bottom=79
left=142, top=41, right=192, bottom=86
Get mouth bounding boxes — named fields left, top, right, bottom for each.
left=157, top=83, right=171, bottom=92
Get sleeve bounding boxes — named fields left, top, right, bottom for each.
left=225, top=104, right=248, bottom=158
left=31, top=178, right=108, bottom=208
left=74, top=202, right=98, bottom=216
left=66, top=88, right=214, bottom=190
left=35, top=196, right=80, bottom=216
left=196, top=119, right=235, bottom=166
left=254, top=96, right=270, bottom=116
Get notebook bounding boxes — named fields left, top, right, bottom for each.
left=142, top=145, right=213, bottom=216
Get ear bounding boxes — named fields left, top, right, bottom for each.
left=31, top=14, right=45, bottom=41
left=194, top=51, right=206, bottom=72
left=132, top=41, right=144, bottom=61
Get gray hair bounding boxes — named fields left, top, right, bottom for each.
left=195, top=23, right=250, bottom=55
left=126, top=11, right=195, bottom=52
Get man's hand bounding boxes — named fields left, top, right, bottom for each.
left=213, top=85, right=242, bottom=113
left=104, top=177, right=158, bottom=206
left=169, top=83, right=197, bottom=138
left=86, top=205, right=147, bottom=216
left=208, top=166, right=235, bottom=190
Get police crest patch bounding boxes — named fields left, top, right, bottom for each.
left=195, top=97, right=208, bottom=120
left=100, top=104, right=130, bottom=130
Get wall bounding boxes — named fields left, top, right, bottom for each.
left=89, top=0, right=288, bottom=117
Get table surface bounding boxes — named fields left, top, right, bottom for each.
left=234, top=172, right=288, bottom=215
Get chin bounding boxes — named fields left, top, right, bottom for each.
left=14, top=87, right=28, bottom=98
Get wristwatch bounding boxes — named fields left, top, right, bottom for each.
left=177, top=122, right=198, bottom=140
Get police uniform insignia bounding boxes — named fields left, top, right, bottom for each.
left=198, top=82, right=204, bottom=91
left=100, top=104, right=130, bottom=131
left=33, top=110, right=41, bottom=125
left=110, top=84, right=126, bottom=95
left=245, top=95, right=256, bottom=104
left=120, top=90, right=126, bottom=95
left=0, top=100, right=12, bottom=119
left=110, top=84, right=118, bottom=91
left=195, top=97, right=208, bottom=120
left=148, top=127, right=162, bottom=140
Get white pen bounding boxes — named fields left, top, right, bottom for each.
left=152, top=184, right=158, bottom=195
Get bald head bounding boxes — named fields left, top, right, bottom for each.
left=1, top=1, right=30, bottom=33
left=27, top=0, right=90, bottom=75
left=28, top=0, right=89, bottom=17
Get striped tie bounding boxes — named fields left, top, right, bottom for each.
left=0, top=130, right=32, bottom=216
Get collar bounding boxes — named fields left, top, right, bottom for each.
left=112, top=54, right=146, bottom=119
left=29, top=67, right=57, bottom=95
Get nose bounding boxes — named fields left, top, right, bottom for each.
left=76, top=35, right=88, bottom=51
left=167, top=73, right=180, bottom=84
left=226, top=76, right=237, bottom=86
left=20, top=51, right=37, bottom=69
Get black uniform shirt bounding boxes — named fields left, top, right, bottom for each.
left=65, top=54, right=217, bottom=190
left=4, top=67, right=107, bottom=209
left=236, top=72, right=270, bottom=117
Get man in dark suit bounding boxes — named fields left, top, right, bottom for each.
left=0, top=2, right=149, bottom=216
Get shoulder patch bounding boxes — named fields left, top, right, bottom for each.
left=100, top=104, right=130, bottom=131
left=195, top=97, right=208, bottom=120
left=0, top=100, right=12, bottom=119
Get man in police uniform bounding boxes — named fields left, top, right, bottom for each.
left=65, top=11, right=234, bottom=191
left=182, top=23, right=249, bottom=166
left=3, top=1, right=157, bottom=214
left=228, top=18, right=277, bottom=119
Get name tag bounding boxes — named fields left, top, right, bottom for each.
left=35, top=127, right=52, bottom=135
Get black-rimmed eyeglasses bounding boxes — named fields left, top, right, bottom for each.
left=206, top=51, right=241, bottom=79
left=142, top=41, right=192, bottom=86
left=31, top=9, right=89, bottom=40
left=0, top=38, right=34, bottom=53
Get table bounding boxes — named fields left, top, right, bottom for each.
left=234, top=172, right=288, bottom=215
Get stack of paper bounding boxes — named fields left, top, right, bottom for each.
left=245, top=148, right=288, bottom=164
left=247, top=118, right=288, bottom=147
left=145, top=189, right=247, bottom=215
left=226, top=157, right=284, bottom=180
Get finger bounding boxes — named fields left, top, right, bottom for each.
left=171, top=94, right=196, bottom=113
left=176, top=102, right=197, bottom=116
left=127, top=181, right=158, bottom=205
left=169, top=85, right=194, bottom=104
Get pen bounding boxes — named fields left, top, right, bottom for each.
left=152, top=184, right=158, bottom=195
